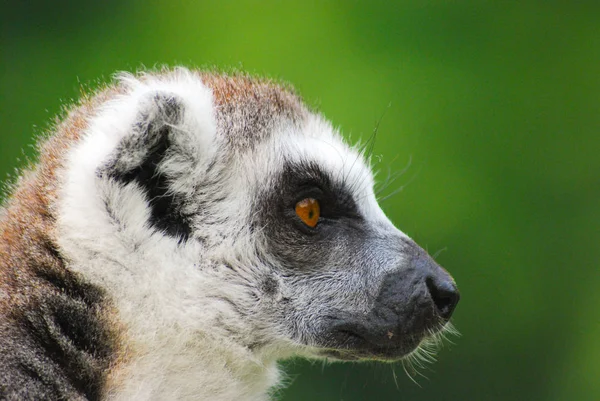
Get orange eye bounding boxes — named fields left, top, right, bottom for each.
left=295, top=198, right=320, bottom=228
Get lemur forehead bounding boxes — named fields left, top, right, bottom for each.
left=199, top=72, right=309, bottom=148
left=199, top=73, right=305, bottom=116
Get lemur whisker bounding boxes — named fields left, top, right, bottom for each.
left=378, top=163, right=423, bottom=203
left=432, top=247, right=447, bottom=259
left=374, top=154, right=412, bottom=198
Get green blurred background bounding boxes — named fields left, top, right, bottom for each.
left=2, top=1, right=599, bottom=400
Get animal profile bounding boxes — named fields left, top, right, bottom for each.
left=0, top=68, right=459, bottom=400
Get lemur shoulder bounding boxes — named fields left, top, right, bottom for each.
left=0, top=68, right=459, bottom=401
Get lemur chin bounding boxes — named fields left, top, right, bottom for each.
left=0, top=67, right=459, bottom=401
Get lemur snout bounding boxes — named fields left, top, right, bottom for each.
left=323, top=249, right=459, bottom=360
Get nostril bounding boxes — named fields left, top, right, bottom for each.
left=426, top=276, right=460, bottom=321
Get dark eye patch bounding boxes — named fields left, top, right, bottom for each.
left=279, top=160, right=360, bottom=224
left=255, top=159, right=368, bottom=271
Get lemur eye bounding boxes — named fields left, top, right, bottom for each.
left=295, top=198, right=320, bottom=228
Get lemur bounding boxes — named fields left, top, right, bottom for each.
left=0, top=67, right=459, bottom=401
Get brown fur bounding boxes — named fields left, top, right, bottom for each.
left=0, top=87, right=125, bottom=400
left=0, top=86, right=105, bottom=313
left=199, top=72, right=308, bottom=148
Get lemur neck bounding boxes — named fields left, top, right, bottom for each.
left=105, top=332, right=280, bottom=401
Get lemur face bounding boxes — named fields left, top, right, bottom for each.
left=255, top=156, right=458, bottom=361
left=64, top=69, right=458, bottom=364
left=0, top=68, right=459, bottom=398
left=248, top=115, right=459, bottom=362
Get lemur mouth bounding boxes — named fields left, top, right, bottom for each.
left=315, top=316, right=453, bottom=362
left=317, top=328, right=429, bottom=362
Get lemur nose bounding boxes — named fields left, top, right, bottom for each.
left=426, top=274, right=460, bottom=321
left=409, top=252, right=459, bottom=322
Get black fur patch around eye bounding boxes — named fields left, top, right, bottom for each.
left=256, top=160, right=366, bottom=271
left=99, top=94, right=192, bottom=242
left=276, top=160, right=360, bottom=220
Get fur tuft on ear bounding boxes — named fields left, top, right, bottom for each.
left=61, top=70, right=218, bottom=243
left=101, top=93, right=184, bottom=176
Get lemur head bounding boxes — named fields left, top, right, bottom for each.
left=52, top=68, right=458, bottom=382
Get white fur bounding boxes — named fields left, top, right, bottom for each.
left=57, top=71, right=274, bottom=400
left=55, top=69, right=407, bottom=400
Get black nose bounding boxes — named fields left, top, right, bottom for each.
left=426, top=275, right=460, bottom=321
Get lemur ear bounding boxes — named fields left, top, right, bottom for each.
left=96, top=80, right=217, bottom=242
left=102, top=92, right=186, bottom=182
